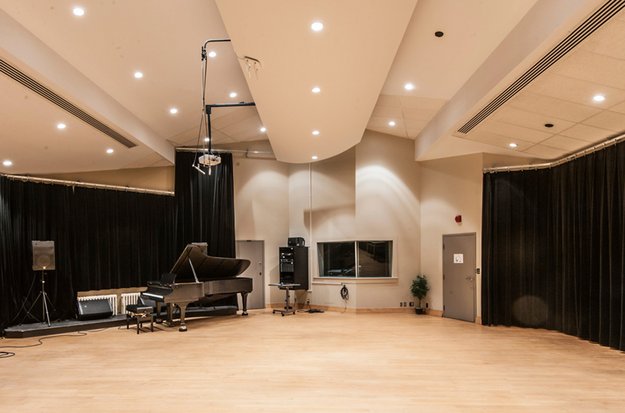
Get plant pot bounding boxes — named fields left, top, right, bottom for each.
left=414, top=307, right=425, bottom=315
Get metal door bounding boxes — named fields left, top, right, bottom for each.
left=442, top=233, right=476, bottom=322
left=236, top=240, right=265, bottom=310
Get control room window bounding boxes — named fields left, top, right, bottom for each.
left=318, top=241, right=392, bottom=278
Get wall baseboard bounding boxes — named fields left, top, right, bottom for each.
left=475, top=316, right=482, bottom=324
left=269, top=303, right=439, bottom=314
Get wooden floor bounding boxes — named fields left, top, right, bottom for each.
left=2, top=310, right=625, bottom=412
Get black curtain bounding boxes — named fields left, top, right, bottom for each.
left=0, top=151, right=236, bottom=332
left=482, top=141, right=625, bottom=351
left=0, top=178, right=176, bottom=331
left=174, top=151, right=235, bottom=258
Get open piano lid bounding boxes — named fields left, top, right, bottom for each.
left=171, top=244, right=251, bottom=282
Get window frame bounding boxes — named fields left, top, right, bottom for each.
left=317, top=240, right=393, bottom=279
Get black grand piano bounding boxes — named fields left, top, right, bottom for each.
left=141, top=244, right=252, bottom=331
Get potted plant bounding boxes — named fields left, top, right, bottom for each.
left=410, top=275, right=429, bottom=314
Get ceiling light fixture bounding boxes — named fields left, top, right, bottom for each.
left=72, top=7, right=85, bottom=17
left=593, top=94, right=606, bottom=102
left=311, top=21, right=324, bottom=32
left=509, top=143, right=518, bottom=148
left=312, top=86, right=321, bottom=94
left=311, top=155, right=318, bottom=160
left=229, top=92, right=238, bottom=98
left=404, top=82, right=415, bottom=91
left=312, top=130, right=320, bottom=136
left=106, top=148, right=114, bottom=154
left=57, top=123, right=66, bottom=130
left=260, top=127, right=267, bottom=133
left=208, top=51, right=217, bottom=58
left=2, top=160, right=13, bottom=167
left=388, top=120, right=396, bottom=127
left=133, top=71, right=143, bottom=79
left=169, top=107, right=179, bottom=115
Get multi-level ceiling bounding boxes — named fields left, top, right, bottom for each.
left=0, top=0, right=623, bottom=174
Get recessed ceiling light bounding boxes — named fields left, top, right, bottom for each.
left=106, top=148, right=114, bottom=154
left=311, top=86, right=321, bottom=94
left=134, top=71, right=143, bottom=79
left=544, top=123, right=554, bottom=128
left=311, top=155, right=318, bottom=160
left=169, top=107, right=178, bottom=115
left=2, top=160, right=13, bottom=167
left=312, top=130, right=320, bottom=136
left=204, top=137, right=210, bottom=142
left=72, top=7, right=85, bottom=17
left=229, top=92, right=237, bottom=98
left=388, top=120, right=396, bottom=127
left=57, top=123, right=66, bottom=130
left=509, top=143, right=518, bottom=148
left=311, top=21, right=324, bottom=32
left=208, top=51, right=217, bottom=58
left=260, top=126, right=267, bottom=133
left=593, top=94, right=606, bottom=103
left=404, top=82, right=415, bottom=91
left=434, top=31, right=444, bottom=38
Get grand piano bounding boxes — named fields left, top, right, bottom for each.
left=141, top=244, right=252, bottom=331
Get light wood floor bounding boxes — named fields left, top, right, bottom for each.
left=2, top=311, right=625, bottom=412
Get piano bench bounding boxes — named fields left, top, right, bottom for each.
left=125, top=304, right=154, bottom=334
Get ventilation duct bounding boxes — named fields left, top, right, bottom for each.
left=0, top=58, right=136, bottom=148
left=457, top=0, right=625, bottom=135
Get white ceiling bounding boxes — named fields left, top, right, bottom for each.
left=0, top=0, right=623, bottom=174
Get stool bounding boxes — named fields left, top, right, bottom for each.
left=125, top=304, right=154, bottom=334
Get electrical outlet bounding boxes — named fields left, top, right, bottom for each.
left=409, top=302, right=414, bottom=307
left=399, top=302, right=403, bottom=307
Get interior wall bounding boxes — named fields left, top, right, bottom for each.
left=286, top=131, right=420, bottom=310
left=41, top=166, right=175, bottom=192
left=419, top=153, right=483, bottom=319
left=232, top=156, right=290, bottom=305
left=354, top=130, right=420, bottom=309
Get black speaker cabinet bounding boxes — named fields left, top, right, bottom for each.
left=32, top=240, right=56, bottom=271
left=288, top=237, right=305, bottom=247
left=279, top=246, right=309, bottom=290
left=77, top=299, right=113, bottom=321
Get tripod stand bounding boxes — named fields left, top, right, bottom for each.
left=30, top=269, right=55, bottom=326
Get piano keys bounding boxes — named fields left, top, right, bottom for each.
left=141, top=244, right=252, bottom=331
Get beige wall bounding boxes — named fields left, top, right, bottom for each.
left=232, top=157, right=290, bottom=305
left=41, top=166, right=175, bottom=192
left=419, top=154, right=483, bottom=317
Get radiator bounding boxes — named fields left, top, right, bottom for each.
left=121, top=292, right=141, bottom=311
left=77, top=294, right=118, bottom=316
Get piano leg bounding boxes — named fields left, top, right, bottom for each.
left=162, top=303, right=174, bottom=327
left=178, top=303, right=189, bottom=332
left=155, top=302, right=163, bottom=323
left=241, top=292, right=249, bottom=316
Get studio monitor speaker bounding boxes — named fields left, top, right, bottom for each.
left=32, top=240, right=55, bottom=271
left=77, top=299, right=113, bottom=321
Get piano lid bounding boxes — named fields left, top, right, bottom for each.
left=170, top=244, right=251, bottom=282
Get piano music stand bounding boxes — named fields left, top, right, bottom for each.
left=269, top=283, right=299, bottom=316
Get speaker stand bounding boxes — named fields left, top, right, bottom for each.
left=31, top=270, right=55, bottom=326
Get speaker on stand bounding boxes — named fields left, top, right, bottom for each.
left=31, top=240, right=56, bottom=326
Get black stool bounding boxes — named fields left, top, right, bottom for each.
left=125, top=300, right=154, bottom=334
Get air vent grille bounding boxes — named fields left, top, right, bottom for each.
left=457, top=0, right=625, bottom=135
left=0, top=58, right=136, bottom=148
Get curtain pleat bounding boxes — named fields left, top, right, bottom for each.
left=482, top=141, right=625, bottom=351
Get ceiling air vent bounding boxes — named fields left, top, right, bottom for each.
left=0, top=58, right=136, bottom=148
left=457, top=0, right=625, bottom=135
